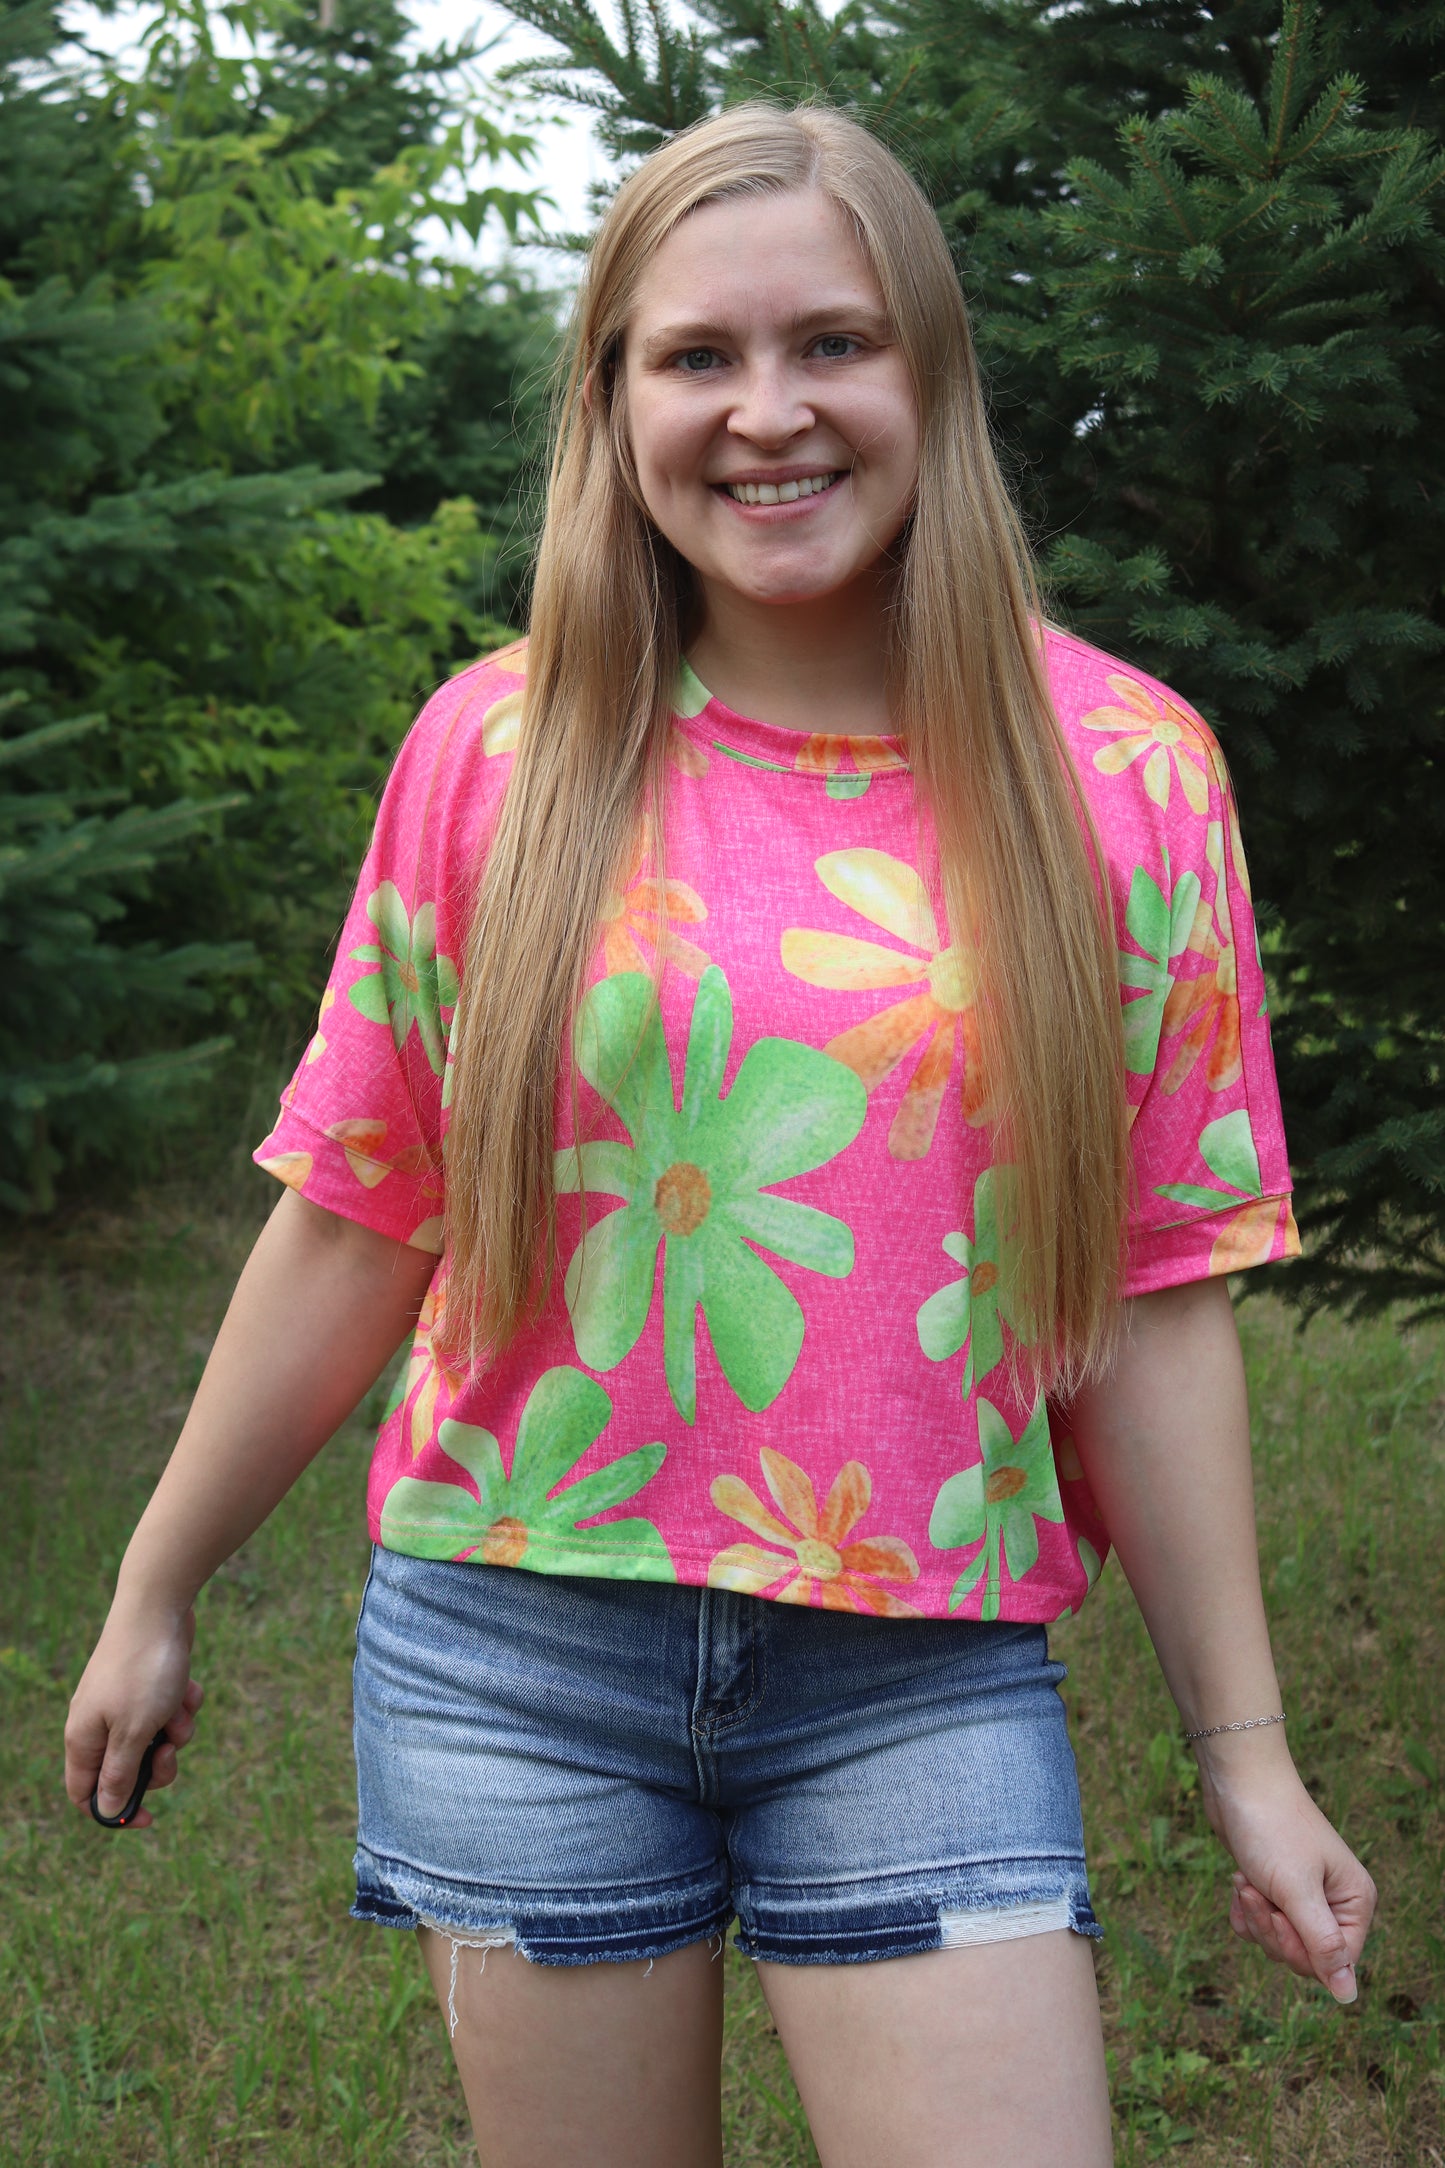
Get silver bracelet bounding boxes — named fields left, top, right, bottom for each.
left=1184, top=1712, right=1287, bottom=1742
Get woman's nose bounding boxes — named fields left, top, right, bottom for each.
left=726, top=363, right=815, bottom=447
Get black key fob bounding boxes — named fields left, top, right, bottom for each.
left=90, top=1729, right=168, bottom=1828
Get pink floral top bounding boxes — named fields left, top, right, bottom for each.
left=255, top=625, right=1298, bottom=1623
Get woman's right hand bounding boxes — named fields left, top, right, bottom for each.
left=65, top=1602, right=204, bottom=1829
left=60, top=1192, right=433, bottom=1832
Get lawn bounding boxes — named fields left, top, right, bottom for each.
left=1, top=1164, right=1441, bottom=2165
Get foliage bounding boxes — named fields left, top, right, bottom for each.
left=494, top=0, right=1445, bottom=1319
left=0, top=698, right=246, bottom=1213
left=0, top=0, right=557, bottom=1212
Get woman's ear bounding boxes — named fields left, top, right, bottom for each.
left=581, top=365, right=596, bottom=414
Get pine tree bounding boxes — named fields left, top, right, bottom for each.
left=998, top=4, right=1445, bottom=1316
left=0, top=0, right=551, bottom=1209
left=0, top=700, right=249, bottom=1213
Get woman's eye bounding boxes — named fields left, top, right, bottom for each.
left=676, top=348, right=719, bottom=373
left=812, top=334, right=858, bottom=360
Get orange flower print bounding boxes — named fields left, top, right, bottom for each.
left=669, top=728, right=710, bottom=778
left=782, top=848, right=990, bottom=1159
left=670, top=659, right=712, bottom=776
left=1160, top=824, right=1242, bottom=1094
left=324, top=1116, right=443, bottom=1196
left=398, top=1270, right=464, bottom=1459
left=792, top=734, right=907, bottom=799
left=1209, top=1195, right=1301, bottom=1274
left=1079, top=675, right=1219, bottom=816
left=602, top=840, right=709, bottom=979
left=708, top=1448, right=922, bottom=1616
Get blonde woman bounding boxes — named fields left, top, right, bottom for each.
left=66, top=105, right=1374, bottom=2166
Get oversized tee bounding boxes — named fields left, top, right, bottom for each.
left=255, top=625, right=1299, bottom=1623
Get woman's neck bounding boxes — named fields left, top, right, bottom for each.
left=686, top=568, right=895, bottom=735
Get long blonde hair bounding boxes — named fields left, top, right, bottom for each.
left=443, top=101, right=1128, bottom=1389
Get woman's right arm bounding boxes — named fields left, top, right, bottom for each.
left=64, top=1187, right=438, bottom=1825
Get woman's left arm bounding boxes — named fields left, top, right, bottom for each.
left=1069, top=1275, right=1375, bottom=2005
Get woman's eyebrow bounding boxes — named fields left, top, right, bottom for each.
left=635, top=304, right=893, bottom=364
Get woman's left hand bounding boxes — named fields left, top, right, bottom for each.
left=1198, top=1757, right=1376, bottom=2003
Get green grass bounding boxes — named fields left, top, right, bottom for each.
left=1, top=1171, right=1441, bottom=2165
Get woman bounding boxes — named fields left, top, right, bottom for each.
left=66, top=103, right=1374, bottom=2166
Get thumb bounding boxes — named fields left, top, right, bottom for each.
left=94, top=1730, right=148, bottom=1820
left=1286, top=1887, right=1357, bottom=2004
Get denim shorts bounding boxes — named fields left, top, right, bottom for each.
left=350, top=1545, right=1100, bottom=1967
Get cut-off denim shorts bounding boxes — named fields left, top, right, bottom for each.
left=351, top=1545, right=1101, bottom=1968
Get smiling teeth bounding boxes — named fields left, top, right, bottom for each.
left=726, top=473, right=839, bottom=504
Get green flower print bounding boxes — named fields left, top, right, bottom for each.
left=1154, top=1109, right=1262, bottom=1216
left=558, top=966, right=866, bottom=1423
left=378, top=1365, right=674, bottom=1581
left=674, top=660, right=711, bottom=719
left=348, top=880, right=459, bottom=1077
left=1117, top=853, right=1202, bottom=1076
left=915, top=1169, right=1014, bottom=1394
left=1054, top=1537, right=1104, bottom=1624
left=928, top=1394, right=1066, bottom=1620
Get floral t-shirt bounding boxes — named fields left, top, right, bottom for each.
left=255, top=625, right=1299, bottom=1623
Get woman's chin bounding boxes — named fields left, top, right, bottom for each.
left=705, top=553, right=887, bottom=613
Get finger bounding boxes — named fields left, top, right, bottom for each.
left=1322, top=1861, right=1377, bottom=1960
left=93, top=1731, right=153, bottom=1821
left=182, top=1678, right=205, bottom=1715
left=63, top=1705, right=109, bottom=1809
left=1291, top=1898, right=1359, bottom=2003
left=149, top=1741, right=181, bottom=1791
left=1255, top=1879, right=1358, bottom=2001
left=1236, top=1886, right=1315, bottom=1981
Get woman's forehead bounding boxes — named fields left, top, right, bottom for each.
left=625, top=189, right=885, bottom=342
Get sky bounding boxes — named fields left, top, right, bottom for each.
left=59, top=0, right=609, bottom=266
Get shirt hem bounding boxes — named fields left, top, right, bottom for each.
left=367, top=1533, right=1095, bottom=1625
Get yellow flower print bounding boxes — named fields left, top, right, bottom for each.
left=306, top=986, right=335, bottom=1063
left=708, top=1448, right=922, bottom=1616
left=280, top=987, right=335, bottom=1110
left=1079, top=675, right=1219, bottom=816
left=457, top=644, right=527, bottom=757
left=258, top=1151, right=312, bottom=1191
left=781, top=848, right=991, bottom=1159
left=601, top=837, right=709, bottom=979
left=480, top=691, right=522, bottom=755
left=399, top=1269, right=464, bottom=1459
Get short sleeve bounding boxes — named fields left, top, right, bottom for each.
left=1110, top=706, right=1300, bottom=1296
left=252, top=653, right=523, bottom=1252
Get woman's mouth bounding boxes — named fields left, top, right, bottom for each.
left=722, top=472, right=841, bottom=505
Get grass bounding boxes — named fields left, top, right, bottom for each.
left=0, top=1163, right=1441, bottom=2166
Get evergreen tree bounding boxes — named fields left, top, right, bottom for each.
left=0, top=0, right=550, bottom=1209
left=492, top=0, right=1445, bottom=1316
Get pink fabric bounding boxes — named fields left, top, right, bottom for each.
left=255, top=625, right=1298, bottom=1622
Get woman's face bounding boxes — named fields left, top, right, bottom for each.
left=621, top=188, right=920, bottom=613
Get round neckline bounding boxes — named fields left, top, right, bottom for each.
left=672, top=660, right=909, bottom=781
